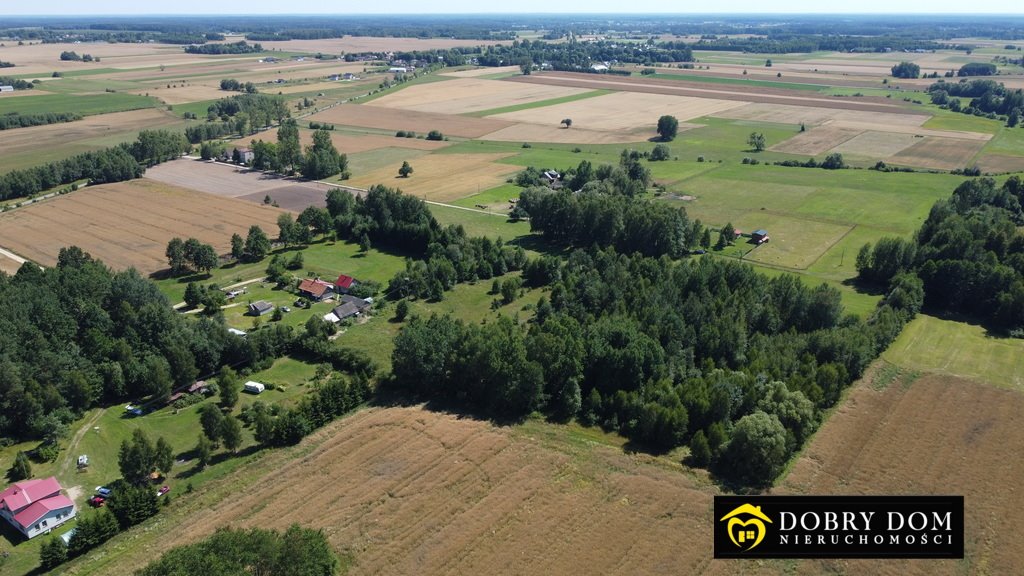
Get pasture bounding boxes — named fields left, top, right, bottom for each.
left=344, top=153, right=521, bottom=202
left=0, top=179, right=284, bottom=274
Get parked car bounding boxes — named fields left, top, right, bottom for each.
left=88, top=496, right=105, bottom=507
left=156, top=485, right=170, bottom=497
left=95, top=486, right=112, bottom=497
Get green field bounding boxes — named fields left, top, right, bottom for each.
left=883, top=314, right=1024, bottom=390
left=648, top=72, right=829, bottom=91
left=0, top=92, right=158, bottom=116
left=466, top=89, right=611, bottom=117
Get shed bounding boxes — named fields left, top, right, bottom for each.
left=751, top=229, right=770, bottom=244
left=243, top=381, right=266, bottom=394
left=332, top=302, right=360, bottom=321
left=248, top=301, right=274, bottom=316
left=334, top=274, right=357, bottom=294
left=0, top=86, right=14, bottom=93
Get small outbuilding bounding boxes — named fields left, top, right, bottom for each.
left=752, top=229, right=770, bottom=244
left=243, top=381, right=266, bottom=394
left=334, top=274, right=357, bottom=294
left=0, top=86, right=14, bottom=93
left=248, top=301, right=274, bottom=316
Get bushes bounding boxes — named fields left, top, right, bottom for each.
left=891, top=61, right=920, bottom=78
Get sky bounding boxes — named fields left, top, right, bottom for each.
left=3, top=1, right=1022, bottom=15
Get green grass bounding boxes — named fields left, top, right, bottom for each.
left=0, top=92, right=159, bottom=116
left=648, top=72, right=828, bottom=91
left=883, top=314, right=1024, bottom=390
left=429, top=204, right=533, bottom=242
left=983, top=126, right=1024, bottom=158
left=922, top=107, right=1004, bottom=134
left=34, top=78, right=144, bottom=94
left=451, top=183, right=521, bottom=210
left=344, top=147, right=432, bottom=175
left=465, top=89, right=611, bottom=117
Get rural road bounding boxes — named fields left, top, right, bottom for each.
left=59, top=408, right=106, bottom=478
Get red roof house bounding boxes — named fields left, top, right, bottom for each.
left=334, top=274, right=357, bottom=293
left=0, top=477, right=76, bottom=539
left=298, top=278, right=333, bottom=301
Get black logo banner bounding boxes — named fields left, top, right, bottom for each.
left=714, top=495, right=964, bottom=559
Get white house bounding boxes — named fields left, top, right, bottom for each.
left=388, top=66, right=407, bottom=73
left=243, top=381, right=266, bottom=394
left=0, top=86, right=14, bottom=93
left=0, top=477, right=77, bottom=539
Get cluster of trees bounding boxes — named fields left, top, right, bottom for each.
left=184, top=41, right=263, bottom=54
left=857, top=177, right=1024, bottom=332
left=136, top=525, right=338, bottom=576
left=0, top=60, right=13, bottom=67
left=59, top=51, right=96, bottom=61
left=958, top=62, right=998, bottom=76
left=891, top=61, right=921, bottom=78
left=691, top=35, right=942, bottom=54
left=184, top=122, right=234, bottom=144
left=218, top=78, right=258, bottom=93
left=773, top=153, right=847, bottom=170
left=205, top=93, right=289, bottom=127
left=247, top=123, right=347, bottom=179
left=165, top=237, right=219, bottom=275
left=40, top=508, right=119, bottom=568
left=0, top=76, right=34, bottom=89
left=391, top=245, right=923, bottom=486
left=0, top=111, right=81, bottom=130
left=477, top=38, right=693, bottom=71
left=0, top=248, right=293, bottom=442
left=929, top=79, right=1023, bottom=120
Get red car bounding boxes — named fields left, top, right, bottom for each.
left=88, top=496, right=105, bottom=507
left=156, top=485, right=170, bottom=497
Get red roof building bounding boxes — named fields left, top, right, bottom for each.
left=298, top=278, right=333, bottom=301
left=335, top=274, right=357, bottom=293
left=0, top=477, right=76, bottom=539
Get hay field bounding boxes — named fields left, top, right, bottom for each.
left=490, top=91, right=744, bottom=136
left=0, top=41, right=186, bottom=74
left=132, top=83, right=227, bottom=104
left=0, top=179, right=284, bottom=274
left=771, top=125, right=861, bottom=155
left=479, top=123, right=676, bottom=144
left=830, top=131, right=921, bottom=157
left=0, top=253, right=22, bottom=275
left=77, top=405, right=721, bottom=576
left=977, top=153, right=1024, bottom=173
left=369, top=77, right=590, bottom=114
left=0, top=108, right=185, bottom=173
left=441, top=65, right=521, bottom=77
left=308, top=103, right=513, bottom=138
left=344, top=153, right=520, bottom=202
left=143, top=159, right=332, bottom=201
left=779, top=369, right=1024, bottom=576
left=890, top=137, right=988, bottom=170
left=715, top=102, right=927, bottom=127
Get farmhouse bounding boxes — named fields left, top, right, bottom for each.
left=248, top=301, right=274, bottom=316
left=590, top=63, right=609, bottom=72
left=243, top=381, right=266, bottom=394
left=0, top=477, right=76, bottom=539
left=334, top=274, right=358, bottom=294
left=752, top=229, right=771, bottom=244
left=298, top=278, right=334, bottom=301
left=343, top=72, right=357, bottom=80
left=222, top=147, right=254, bottom=164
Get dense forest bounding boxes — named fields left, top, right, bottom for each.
left=184, top=41, right=262, bottom=55
left=929, top=79, right=1024, bottom=119
left=857, top=177, right=1024, bottom=333
left=0, top=130, right=189, bottom=201
left=478, top=38, right=693, bottom=69
left=389, top=245, right=922, bottom=487
left=205, top=92, right=289, bottom=126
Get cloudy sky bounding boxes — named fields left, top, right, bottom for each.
left=3, top=1, right=1021, bottom=15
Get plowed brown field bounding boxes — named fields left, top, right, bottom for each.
left=0, top=179, right=284, bottom=273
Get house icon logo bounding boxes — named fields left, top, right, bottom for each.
left=719, top=503, right=773, bottom=551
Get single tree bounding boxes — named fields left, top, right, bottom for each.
left=656, top=115, right=679, bottom=141
left=394, top=299, right=410, bottom=321
left=165, top=237, right=186, bottom=275
left=199, top=404, right=224, bottom=444
left=9, top=451, right=31, bottom=481
left=398, top=161, right=414, bottom=178
left=118, top=428, right=156, bottom=485
left=218, top=366, right=240, bottom=409
left=194, top=434, right=212, bottom=469
left=244, top=225, right=271, bottom=261
left=39, top=537, right=67, bottom=570
left=560, top=118, right=573, bottom=128
left=649, top=143, right=671, bottom=161
left=700, top=228, right=712, bottom=250
left=689, top=430, right=712, bottom=467
left=747, top=132, right=766, bottom=152
left=154, top=437, right=174, bottom=476
left=359, top=232, right=371, bottom=253
left=276, top=119, right=302, bottom=174
left=230, top=233, right=245, bottom=260
left=220, top=415, right=243, bottom=453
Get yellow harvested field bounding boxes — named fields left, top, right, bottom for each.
left=770, top=125, right=862, bottom=155
left=490, top=91, right=746, bottom=133
left=441, top=65, right=521, bottom=77
left=131, top=83, right=227, bottom=104
left=715, top=102, right=928, bottom=127
left=829, top=120, right=991, bottom=141
left=480, top=123, right=685, bottom=145
left=890, top=137, right=988, bottom=170
left=369, top=77, right=590, bottom=114
left=0, top=253, right=22, bottom=275
left=231, top=130, right=450, bottom=154
left=830, top=130, right=921, bottom=157
left=0, top=179, right=285, bottom=274
left=977, top=154, right=1024, bottom=174
left=0, top=41, right=190, bottom=74
left=345, top=153, right=520, bottom=202
left=308, top=103, right=513, bottom=138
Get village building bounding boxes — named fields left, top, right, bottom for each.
left=0, top=477, right=76, bottom=539
left=334, top=274, right=358, bottom=294
left=752, top=229, right=771, bottom=244
left=297, top=278, right=334, bottom=301
left=248, top=301, right=274, bottom=316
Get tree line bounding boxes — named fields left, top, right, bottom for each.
left=184, top=41, right=263, bottom=54
left=388, top=244, right=923, bottom=487
left=0, top=129, right=189, bottom=201
left=476, top=38, right=693, bottom=71
left=0, top=76, right=34, bottom=89
left=0, top=111, right=81, bottom=130
left=929, top=78, right=1023, bottom=122
left=856, top=176, right=1024, bottom=333
left=219, top=78, right=257, bottom=93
